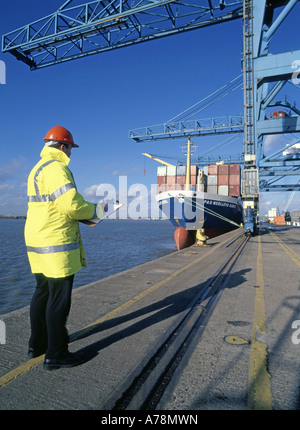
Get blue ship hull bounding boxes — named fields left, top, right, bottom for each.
left=156, top=190, right=243, bottom=239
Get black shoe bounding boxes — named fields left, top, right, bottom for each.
left=28, top=347, right=46, bottom=359
left=43, top=352, right=86, bottom=371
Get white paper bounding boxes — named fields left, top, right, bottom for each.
left=90, top=202, right=124, bottom=223
left=81, top=201, right=124, bottom=226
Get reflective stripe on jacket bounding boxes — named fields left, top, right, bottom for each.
left=24, top=146, right=99, bottom=278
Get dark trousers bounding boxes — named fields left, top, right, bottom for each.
left=29, top=273, right=74, bottom=359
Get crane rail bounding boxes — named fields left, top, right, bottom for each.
left=107, top=232, right=249, bottom=410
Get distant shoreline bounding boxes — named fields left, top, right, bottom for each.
left=0, top=215, right=26, bottom=219
left=0, top=215, right=168, bottom=221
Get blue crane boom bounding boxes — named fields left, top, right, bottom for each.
left=2, top=0, right=243, bottom=70
left=129, top=115, right=244, bottom=142
left=2, top=0, right=300, bottom=196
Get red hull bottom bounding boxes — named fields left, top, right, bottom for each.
left=174, top=227, right=196, bottom=251
left=174, top=226, right=236, bottom=250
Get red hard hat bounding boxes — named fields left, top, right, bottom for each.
left=43, top=126, right=79, bottom=148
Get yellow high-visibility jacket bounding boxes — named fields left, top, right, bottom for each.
left=24, top=146, right=101, bottom=278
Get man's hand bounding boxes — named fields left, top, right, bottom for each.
left=95, top=202, right=108, bottom=219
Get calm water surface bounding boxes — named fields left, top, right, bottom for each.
left=0, top=219, right=176, bottom=315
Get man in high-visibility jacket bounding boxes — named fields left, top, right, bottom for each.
left=25, top=126, right=106, bottom=370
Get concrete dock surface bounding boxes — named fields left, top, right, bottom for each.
left=159, top=225, right=300, bottom=410
left=0, top=225, right=299, bottom=410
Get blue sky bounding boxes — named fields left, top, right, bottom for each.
left=0, top=0, right=299, bottom=217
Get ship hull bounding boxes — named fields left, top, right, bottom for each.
left=156, top=190, right=243, bottom=250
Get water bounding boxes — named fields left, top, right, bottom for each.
left=0, top=218, right=176, bottom=315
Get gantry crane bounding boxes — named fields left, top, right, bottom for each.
left=2, top=0, right=300, bottom=225
left=2, top=1, right=244, bottom=69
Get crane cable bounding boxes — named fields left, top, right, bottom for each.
left=166, top=74, right=243, bottom=124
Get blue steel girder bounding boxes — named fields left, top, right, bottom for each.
left=259, top=184, right=300, bottom=191
left=195, top=153, right=244, bottom=165
left=129, top=115, right=244, bottom=141
left=2, top=0, right=243, bottom=70
left=259, top=165, right=300, bottom=192
left=252, top=0, right=300, bottom=170
left=259, top=138, right=300, bottom=166
left=248, top=0, right=300, bottom=193
left=174, top=153, right=244, bottom=166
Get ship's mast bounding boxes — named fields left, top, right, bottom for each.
left=185, top=136, right=192, bottom=191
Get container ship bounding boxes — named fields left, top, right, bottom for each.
left=155, top=138, right=243, bottom=250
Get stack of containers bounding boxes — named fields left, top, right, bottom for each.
left=166, top=165, right=177, bottom=191
left=207, top=164, right=218, bottom=194
left=156, top=165, right=199, bottom=191
left=206, top=164, right=241, bottom=197
left=228, top=164, right=241, bottom=196
left=157, top=166, right=167, bottom=193
left=274, top=215, right=285, bottom=225
left=176, top=165, right=186, bottom=190
left=218, top=164, right=229, bottom=196
left=158, top=164, right=226, bottom=194
left=190, top=165, right=198, bottom=188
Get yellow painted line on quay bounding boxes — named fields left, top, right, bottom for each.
left=248, top=235, right=272, bottom=410
left=270, top=231, right=300, bottom=268
left=0, top=230, right=243, bottom=389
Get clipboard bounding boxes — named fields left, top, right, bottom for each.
left=80, top=202, right=124, bottom=226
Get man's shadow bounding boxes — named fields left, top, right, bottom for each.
left=70, top=267, right=251, bottom=363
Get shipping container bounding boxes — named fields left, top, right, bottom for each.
left=229, top=164, right=241, bottom=175
left=274, top=215, right=285, bottom=225
left=167, top=166, right=177, bottom=176
left=167, top=184, right=175, bottom=191
left=190, top=165, right=198, bottom=176
left=218, top=185, right=229, bottom=196
left=218, top=175, right=229, bottom=185
left=208, top=164, right=218, bottom=175
left=176, top=176, right=186, bottom=186
left=207, top=175, right=218, bottom=185
left=167, top=183, right=184, bottom=191
left=229, top=174, right=240, bottom=186
left=157, top=184, right=167, bottom=193
left=176, top=165, right=186, bottom=176
left=157, top=176, right=167, bottom=185
left=167, top=175, right=176, bottom=185
left=157, top=166, right=167, bottom=176
left=218, top=164, right=229, bottom=175
left=241, top=169, right=259, bottom=195
left=229, top=185, right=240, bottom=196
left=207, top=185, right=218, bottom=194
left=191, top=175, right=197, bottom=186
